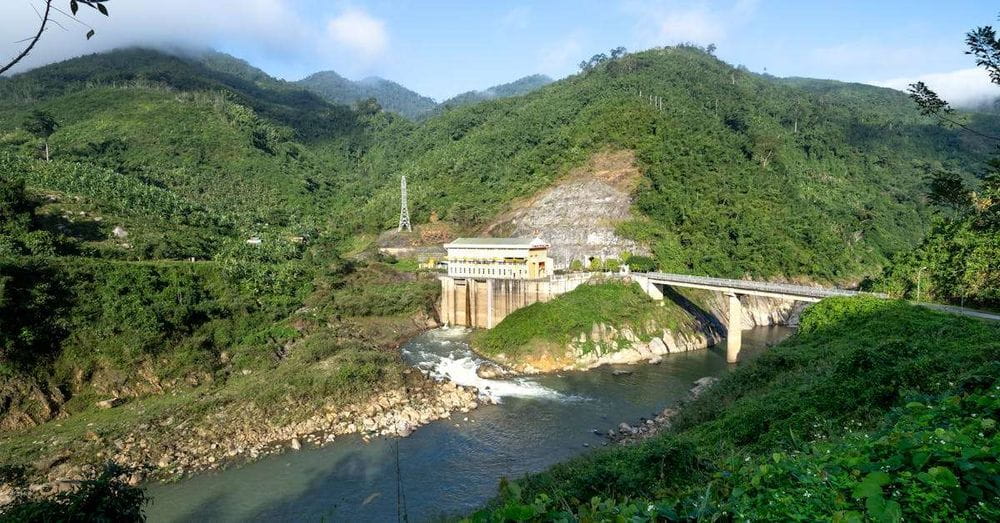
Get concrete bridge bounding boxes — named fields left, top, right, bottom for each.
left=631, top=272, right=884, bottom=363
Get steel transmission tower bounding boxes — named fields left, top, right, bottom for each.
left=397, top=175, right=411, bottom=232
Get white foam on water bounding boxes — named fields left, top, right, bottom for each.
left=403, top=328, right=572, bottom=402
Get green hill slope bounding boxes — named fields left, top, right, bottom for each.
left=470, top=297, right=1000, bottom=521
left=295, top=71, right=437, bottom=119
left=437, top=74, right=552, bottom=110
left=349, top=46, right=997, bottom=279
left=4, top=45, right=996, bottom=279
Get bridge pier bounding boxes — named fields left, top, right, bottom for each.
left=726, top=292, right=743, bottom=363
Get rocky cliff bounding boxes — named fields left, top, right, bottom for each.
left=483, top=150, right=649, bottom=268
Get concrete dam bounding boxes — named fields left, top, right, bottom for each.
left=439, top=273, right=592, bottom=329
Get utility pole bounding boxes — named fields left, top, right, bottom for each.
left=398, top=175, right=411, bottom=232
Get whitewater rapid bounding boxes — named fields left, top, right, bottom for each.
left=401, top=327, right=573, bottom=402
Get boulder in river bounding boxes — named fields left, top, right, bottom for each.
left=690, top=377, right=719, bottom=398
left=476, top=362, right=512, bottom=379
left=290, top=438, right=302, bottom=451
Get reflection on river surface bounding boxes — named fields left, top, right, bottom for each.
left=147, top=326, right=792, bottom=522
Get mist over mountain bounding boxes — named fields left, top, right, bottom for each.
left=295, top=70, right=437, bottom=119
left=440, top=74, right=553, bottom=109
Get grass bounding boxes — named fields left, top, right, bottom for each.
left=468, top=297, right=1000, bottom=521
left=472, top=281, right=690, bottom=358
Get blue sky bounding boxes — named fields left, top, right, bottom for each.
left=3, top=1, right=999, bottom=104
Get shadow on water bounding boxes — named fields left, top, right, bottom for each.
left=146, top=327, right=792, bottom=522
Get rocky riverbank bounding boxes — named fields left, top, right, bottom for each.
left=477, top=289, right=804, bottom=376
left=606, top=377, right=719, bottom=445
left=14, top=372, right=484, bottom=500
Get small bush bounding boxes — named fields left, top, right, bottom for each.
left=625, top=255, right=656, bottom=272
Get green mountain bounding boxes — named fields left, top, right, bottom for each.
left=438, top=74, right=552, bottom=109
left=295, top=70, right=437, bottom=119
left=346, top=47, right=998, bottom=279
left=1, top=43, right=998, bottom=452
left=5, top=45, right=997, bottom=275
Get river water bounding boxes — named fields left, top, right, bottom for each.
left=146, top=326, right=792, bottom=522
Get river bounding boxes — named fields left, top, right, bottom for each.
left=146, top=326, right=792, bottom=522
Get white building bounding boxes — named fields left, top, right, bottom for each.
left=443, top=238, right=553, bottom=280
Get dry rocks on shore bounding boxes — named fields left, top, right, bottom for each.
left=607, top=376, right=718, bottom=444
left=23, top=374, right=485, bottom=497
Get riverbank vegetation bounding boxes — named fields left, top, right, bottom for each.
left=467, top=297, right=1000, bottom=521
left=472, top=281, right=693, bottom=359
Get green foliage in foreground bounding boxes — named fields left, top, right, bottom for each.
left=472, top=282, right=687, bottom=357
left=467, top=297, right=1000, bottom=521
left=0, top=463, right=147, bottom=522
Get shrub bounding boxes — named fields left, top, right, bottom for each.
left=625, top=255, right=656, bottom=272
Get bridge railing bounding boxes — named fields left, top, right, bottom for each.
left=641, top=272, right=884, bottom=299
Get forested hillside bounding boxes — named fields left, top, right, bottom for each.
left=437, top=74, right=552, bottom=111
left=346, top=46, right=998, bottom=279
left=5, top=45, right=995, bottom=275
left=295, top=70, right=437, bottom=118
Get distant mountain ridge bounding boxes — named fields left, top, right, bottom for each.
left=440, top=74, right=552, bottom=108
left=295, top=70, right=437, bottom=119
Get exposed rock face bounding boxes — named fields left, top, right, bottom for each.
left=702, top=293, right=807, bottom=330
left=16, top=374, right=484, bottom=498
left=483, top=150, right=649, bottom=268
left=483, top=286, right=805, bottom=375
left=492, top=318, right=724, bottom=375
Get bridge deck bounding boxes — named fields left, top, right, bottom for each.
left=640, top=272, right=881, bottom=302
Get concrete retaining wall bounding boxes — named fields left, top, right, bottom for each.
left=440, top=273, right=598, bottom=328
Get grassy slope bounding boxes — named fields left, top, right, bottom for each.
left=469, top=297, right=1000, bottom=521
left=472, top=281, right=693, bottom=359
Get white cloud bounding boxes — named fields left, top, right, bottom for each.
left=499, top=6, right=531, bottom=31
left=326, top=8, right=388, bottom=59
left=0, top=0, right=389, bottom=75
left=538, top=33, right=583, bottom=77
left=871, top=68, right=1000, bottom=109
left=626, top=0, right=758, bottom=48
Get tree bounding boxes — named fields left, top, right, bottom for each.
left=0, top=1, right=110, bottom=75
left=908, top=14, right=1000, bottom=142
left=927, top=170, right=970, bottom=210
left=706, top=43, right=717, bottom=56
left=23, top=111, right=60, bottom=161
